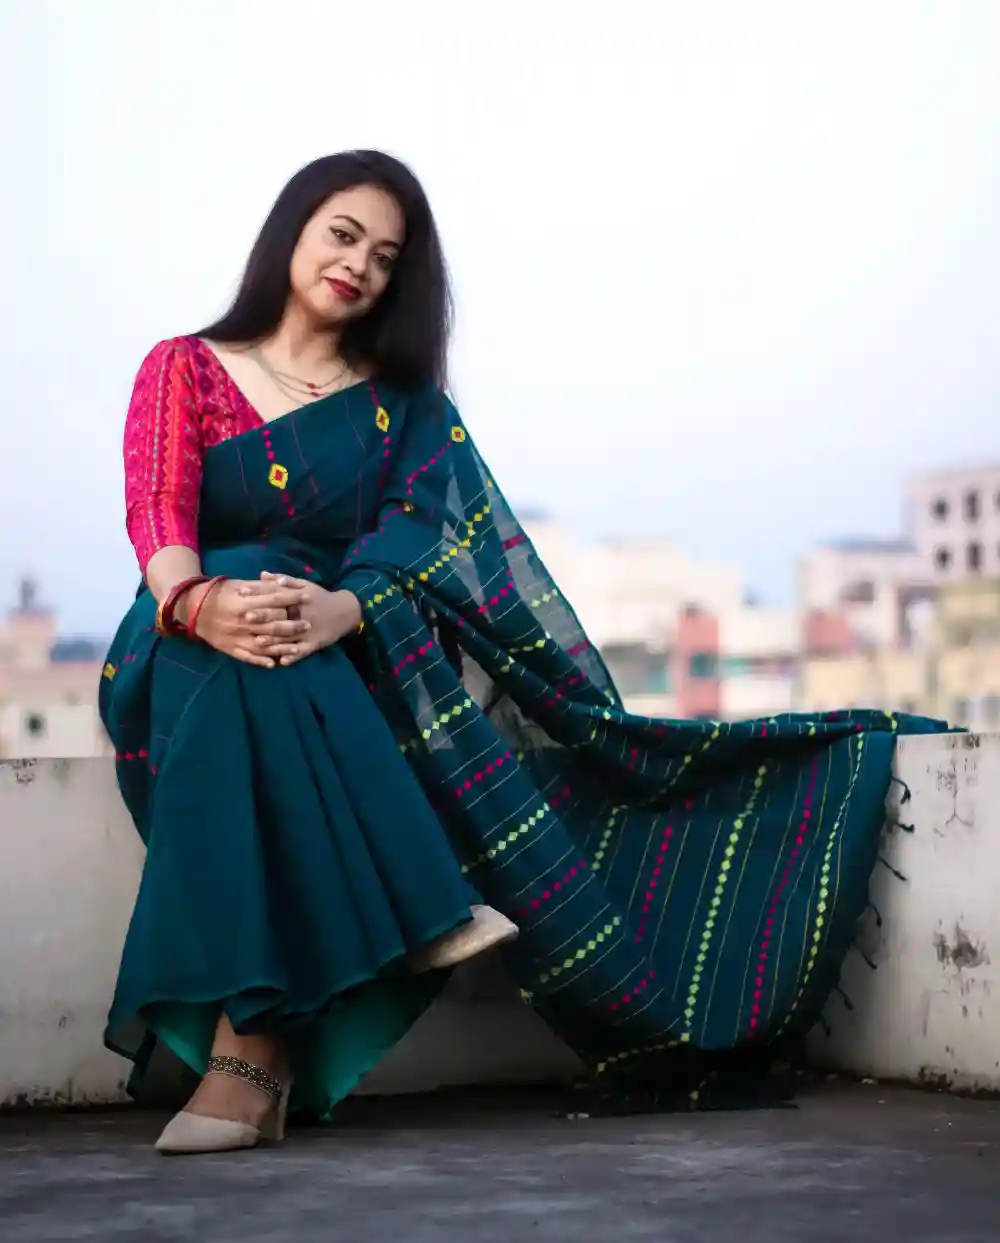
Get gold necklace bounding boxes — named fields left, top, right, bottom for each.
left=249, top=347, right=350, bottom=401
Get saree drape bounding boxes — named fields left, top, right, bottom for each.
left=101, top=379, right=949, bottom=1115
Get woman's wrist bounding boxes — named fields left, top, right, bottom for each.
left=339, top=589, right=364, bottom=632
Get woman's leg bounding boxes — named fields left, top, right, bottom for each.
left=182, top=1013, right=288, bottom=1127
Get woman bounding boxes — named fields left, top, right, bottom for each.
left=102, top=149, right=946, bottom=1155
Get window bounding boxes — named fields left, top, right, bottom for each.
left=964, top=490, right=980, bottom=522
left=841, top=580, right=875, bottom=605
left=968, top=542, right=983, bottom=573
left=931, top=497, right=949, bottom=520
left=934, top=546, right=952, bottom=570
left=602, top=644, right=670, bottom=697
left=952, top=698, right=971, bottom=725
left=983, top=696, right=1000, bottom=727
left=689, top=653, right=719, bottom=679
left=24, top=712, right=47, bottom=739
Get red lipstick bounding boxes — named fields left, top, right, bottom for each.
left=327, top=278, right=361, bottom=302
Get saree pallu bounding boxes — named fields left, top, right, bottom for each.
left=101, top=380, right=950, bottom=1115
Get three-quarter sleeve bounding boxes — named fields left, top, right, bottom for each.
left=124, top=338, right=203, bottom=573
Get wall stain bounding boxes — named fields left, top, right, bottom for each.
left=933, top=924, right=990, bottom=971
left=1, top=758, right=37, bottom=785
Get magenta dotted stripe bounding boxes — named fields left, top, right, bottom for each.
left=453, top=749, right=513, bottom=799
left=610, top=968, right=657, bottom=1013
left=477, top=570, right=515, bottom=615
left=747, top=755, right=820, bottom=1036
left=633, top=802, right=691, bottom=944
left=391, top=638, right=436, bottom=678
left=262, top=424, right=296, bottom=520
left=404, top=439, right=451, bottom=495
left=517, top=856, right=589, bottom=918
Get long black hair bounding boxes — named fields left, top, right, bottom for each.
left=198, top=151, right=453, bottom=391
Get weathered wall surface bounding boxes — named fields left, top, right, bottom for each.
left=2, top=736, right=997, bottom=1107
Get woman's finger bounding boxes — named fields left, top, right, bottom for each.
left=261, top=570, right=309, bottom=589
left=243, top=607, right=287, bottom=624
left=247, top=619, right=311, bottom=639
left=261, top=641, right=304, bottom=658
left=239, top=586, right=308, bottom=612
left=279, top=645, right=314, bottom=666
left=231, top=645, right=276, bottom=669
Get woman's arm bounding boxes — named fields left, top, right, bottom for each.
left=122, top=340, right=309, bottom=661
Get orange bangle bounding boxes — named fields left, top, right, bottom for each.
left=186, top=575, right=228, bottom=640
left=155, top=576, right=210, bottom=637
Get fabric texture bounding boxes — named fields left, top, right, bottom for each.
left=102, top=343, right=950, bottom=1115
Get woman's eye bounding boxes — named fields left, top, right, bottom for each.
left=373, top=252, right=395, bottom=270
left=331, top=228, right=354, bottom=244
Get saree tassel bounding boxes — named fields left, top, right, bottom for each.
left=855, top=945, right=878, bottom=971
left=866, top=900, right=884, bottom=928
left=834, top=984, right=855, bottom=1012
left=817, top=1014, right=833, bottom=1038
left=876, top=855, right=907, bottom=883
left=889, top=775, right=912, bottom=804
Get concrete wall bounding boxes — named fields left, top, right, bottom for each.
left=2, top=735, right=998, bottom=1108
left=807, top=731, right=1000, bottom=1092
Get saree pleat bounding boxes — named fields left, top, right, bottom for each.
left=101, top=379, right=951, bottom=1115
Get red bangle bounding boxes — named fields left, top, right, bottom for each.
left=186, top=575, right=227, bottom=640
left=155, top=576, right=210, bottom=637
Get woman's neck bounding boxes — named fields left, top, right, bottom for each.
left=262, top=305, right=342, bottom=371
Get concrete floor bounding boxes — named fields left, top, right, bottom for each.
left=2, top=1084, right=999, bottom=1242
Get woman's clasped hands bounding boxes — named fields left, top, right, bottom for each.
left=185, top=573, right=363, bottom=667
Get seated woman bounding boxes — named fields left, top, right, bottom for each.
left=101, top=149, right=946, bottom=1156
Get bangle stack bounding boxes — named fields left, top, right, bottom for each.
left=154, top=575, right=228, bottom=638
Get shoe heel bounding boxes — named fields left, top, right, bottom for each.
left=260, top=1081, right=292, bottom=1143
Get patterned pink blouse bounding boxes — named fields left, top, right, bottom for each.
left=124, top=337, right=263, bottom=572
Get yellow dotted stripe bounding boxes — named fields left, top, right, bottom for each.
left=678, top=764, right=768, bottom=1043
left=538, top=916, right=622, bottom=986
left=530, top=588, right=560, bottom=609
left=461, top=800, right=551, bottom=873
left=363, top=505, right=492, bottom=611
left=592, top=806, right=623, bottom=871
left=596, top=1038, right=674, bottom=1078
left=508, top=630, right=553, bottom=655
left=420, top=695, right=475, bottom=742
left=779, top=735, right=865, bottom=1032
left=680, top=723, right=722, bottom=769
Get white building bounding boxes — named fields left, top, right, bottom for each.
left=0, top=581, right=109, bottom=759
left=906, top=464, right=1000, bottom=582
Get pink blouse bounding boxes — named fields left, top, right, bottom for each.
left=124, top=337, right=262, bottom=572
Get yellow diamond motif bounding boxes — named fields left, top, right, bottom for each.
left=268, top=463, right=289, bottom=489
left=451, top=426, right=467, bottom=442
left=375, top=406, right=390, bottom=432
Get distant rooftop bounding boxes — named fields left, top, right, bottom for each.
left=823, top=538, right=915, bottom=555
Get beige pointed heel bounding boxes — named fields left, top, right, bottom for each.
left=411, top=904, right=519, bottom=974
left=155, top=1055, right=292, bottom=1155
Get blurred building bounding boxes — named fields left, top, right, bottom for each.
left=906, top=464, right=1000, bottom=581
left=797, top=465, right=1000, bottom=726
left=523, top=516, right=797, bottom=720
left=0, top=579, right=109, bottom=758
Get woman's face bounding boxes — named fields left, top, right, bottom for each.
left=289, top=184, right=405, bottom=326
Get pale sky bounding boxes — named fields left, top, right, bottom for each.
left=2, top=1, right=998, bottom=634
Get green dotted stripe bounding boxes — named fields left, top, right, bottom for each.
left=678, top=764, right=768, bottom=1044
left=461, top=800, right=551, bottom=874
left=779, top=735, right=865, bottom=1032
left=537, top=916, right=622, bottom=985
left=592, top=806, right=623, bottom=872
left=418, top=695, right=475, bottom=742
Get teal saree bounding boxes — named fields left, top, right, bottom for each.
left=100, top=379, right=948, bottom=1115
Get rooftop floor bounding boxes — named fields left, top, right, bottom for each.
left=2, top=1084, right=999, bottom=1242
